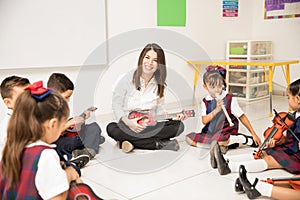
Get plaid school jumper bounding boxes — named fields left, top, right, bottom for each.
left=0, top=145, right=51, bottom=199
left=186, top=93, right=239, bottom=144
left=265, top=115, right=300, bottom=174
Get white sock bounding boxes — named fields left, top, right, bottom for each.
left=224, top=153, right=254, bottom=162
left=228, top=159, right=268, bottom=173
left=255, top=181, right=273, bottom=197
left=228, top=135, right=246, bottom=145
left=196, top=143, right=210, bottom=149
left=243, top=176, right=273, bottom=197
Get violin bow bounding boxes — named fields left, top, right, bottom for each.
left=273, top=109, right=300, bottom=142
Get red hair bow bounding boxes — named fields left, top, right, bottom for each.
left=206, top=65, right=226, bottom=79
left=25, top=80, right=52, bottom=100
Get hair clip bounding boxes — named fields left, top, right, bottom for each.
left=25, top=80, right=52, bottom=100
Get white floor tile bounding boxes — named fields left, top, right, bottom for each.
left=132, top=173, right=246, bottom=200
left=80, top=95, right=294, bottom=200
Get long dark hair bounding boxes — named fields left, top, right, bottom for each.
left=132, top=43, right=166, bottom=98
left=1, top=90, right=69, bottom=188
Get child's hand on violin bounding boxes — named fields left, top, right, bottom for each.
left=298, top=142, right=300, bottom=150
left=265, top=138, right=276, bottom=148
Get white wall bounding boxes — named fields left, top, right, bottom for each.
left=0, top=0, right=299, bottom=121
left=252, top=0, right=300, bottom=86
left=0, top=0, right=106, bottom=68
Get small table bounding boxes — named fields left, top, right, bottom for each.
left=187, top=59, right=299, bottom=116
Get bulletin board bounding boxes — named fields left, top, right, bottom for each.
left=0, top=0, right=107, bottom=69
left=264, top=0, right=300, bottom=19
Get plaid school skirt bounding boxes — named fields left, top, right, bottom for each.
left=265, top=147, right=300, bottom=174
left=186, top=116, right=239, bottom=144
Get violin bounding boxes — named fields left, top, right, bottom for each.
left=261, top=176, right=300, bottom=190
left=254, top=109, right=295, bottom=159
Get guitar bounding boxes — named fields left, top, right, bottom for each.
left=66, top=106, right=98, bottom=133
left=59, top=154, right=102, bottom=200
left=68, top=181, right=103, bottom=200
left=128, top=109, right=195, bottom=126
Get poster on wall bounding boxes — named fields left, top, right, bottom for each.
left=264, top=0, right=300, bottom=19
left=223, top=0, right=239, bottom=17
left=157, top=0, right=186, bottom=26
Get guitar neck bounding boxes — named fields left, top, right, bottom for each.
left=155, top=112, right=179, bottom=121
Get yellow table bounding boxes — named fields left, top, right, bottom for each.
left=187, top=59, right=299, bottom=116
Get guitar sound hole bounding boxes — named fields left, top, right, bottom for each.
left=142, top=117, right=149, bottom=123
left=75, top=194, right=90, bottom=200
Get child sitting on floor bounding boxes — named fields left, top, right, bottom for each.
left=47, top=73, right=105, bottom=166
left=185, top=66, right=261, bottom=156
left=0, top=81, right=81, bottom=199
left=211, top=78, right=300, bottom=176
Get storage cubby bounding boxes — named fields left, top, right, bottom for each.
left=226, top=40, right=272, bottom=101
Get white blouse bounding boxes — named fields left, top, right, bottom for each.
left=27, top=141, right=69, bottom=199
left=112, top=71, right=165, bottom=121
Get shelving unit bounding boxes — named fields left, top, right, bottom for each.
left=226, top=40, right=272, bottom=101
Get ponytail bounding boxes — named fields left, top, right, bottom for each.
left=1, top=81, right=69, bottom=188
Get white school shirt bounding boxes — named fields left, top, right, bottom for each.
left=201, top=90, right=244, bottom=118
left=0, top=109, right=12, bottom=155
left=29, top=141, right=69, bottom=199
left=112, top=71, right=165, bottom=121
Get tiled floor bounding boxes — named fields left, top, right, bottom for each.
left=81, top=95, right=292, bottom=200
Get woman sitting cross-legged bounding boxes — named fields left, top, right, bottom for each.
left=106, top=43, right=186, bottom=153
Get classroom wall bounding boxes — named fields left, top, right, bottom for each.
left=0, top=0, right=299, bottom=121
left=252, top=0, right=300, bottom=87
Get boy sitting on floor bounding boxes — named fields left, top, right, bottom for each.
left=47, top=73, right=105, bottom=167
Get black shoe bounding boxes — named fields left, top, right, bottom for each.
left=228, top=143, right=239, bottom=149
left=210, top=141, right=217, bottom=169
left=214, top=143, right=231, bottom=175
left=219, top=145, right=229, bottom=154
left=234, top=178, right=244, bottom=193
left=239, top=165, right=261, bottom=199
left=72, top=148, right=96, bottom=159
left=157, top=139, right=180, bottom=151
left=70, top=154, right=90, bottom=168
left=238, top=133, right=258, bottom=148
left=99, top=136, right=105, bottom=145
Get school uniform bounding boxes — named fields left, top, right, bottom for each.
left=0, top=141, right=69, bottom=199
left=265, top=112, right=300, bottom=174
left=55, top=113, right=103, bottom=159
left=56, top=122, right=102, bottom=152
left=186, top=91, right=242, bottom=144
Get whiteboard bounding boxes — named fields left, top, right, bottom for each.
left=0, top=0, right=107, bottom=69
